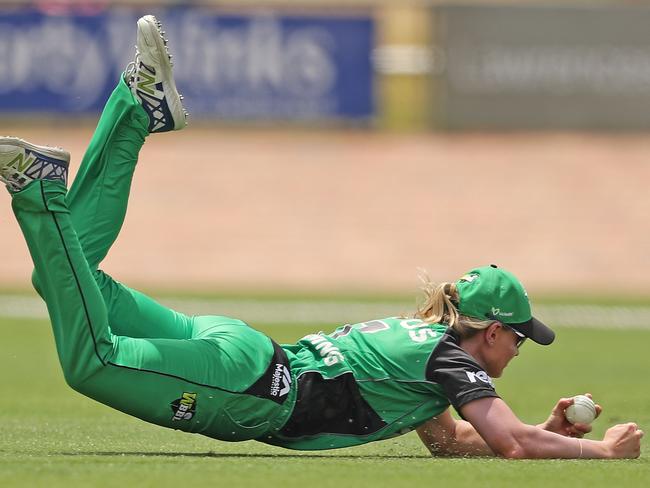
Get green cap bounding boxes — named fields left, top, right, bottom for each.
left=455, top=265, right=555, bottom=345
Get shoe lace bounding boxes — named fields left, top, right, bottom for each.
left=0, top=173, right=21, bottom=192
left=124, top=49, right=140, bottom=86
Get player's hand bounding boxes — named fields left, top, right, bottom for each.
left=537, top=393, right=602, bottom=438
left=603, top=423, right=644, bottom=458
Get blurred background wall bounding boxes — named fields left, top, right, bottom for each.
left=6, top=0, right=650, bottom=130
left=1, top=0, right=649, bottom=297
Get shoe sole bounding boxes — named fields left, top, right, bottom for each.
left=0, top=137, right=70, bottom=166
left=137, top=15, right=187, bottom=131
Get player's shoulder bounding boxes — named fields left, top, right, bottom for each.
left=424, top=327, right=498, bottom=410
left=426, top=327, right=484, bottom=372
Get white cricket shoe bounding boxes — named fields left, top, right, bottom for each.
left=0, top=137, right=69, bottom=192
left=125, top=15, right=188, bottom=133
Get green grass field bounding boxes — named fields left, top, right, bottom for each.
left=1, top=316, right=649, bottom=487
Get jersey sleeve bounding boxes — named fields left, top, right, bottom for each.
left=425, top=332, right=499, bottom=413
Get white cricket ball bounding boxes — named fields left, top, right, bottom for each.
left=564, top=395, right=597, bottom=425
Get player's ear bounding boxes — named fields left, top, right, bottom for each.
left=484, top=322, right=501, bottom=346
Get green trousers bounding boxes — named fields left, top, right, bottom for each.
left=12, top=80, right=295, bottom=442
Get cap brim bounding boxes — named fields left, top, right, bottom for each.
left=509, top=317, right=555, bottom=345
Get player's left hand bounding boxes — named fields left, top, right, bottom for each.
left=537, top=393, right=602, bottom=438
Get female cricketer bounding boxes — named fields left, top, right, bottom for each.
left=0, top=15, right=643, bottom=459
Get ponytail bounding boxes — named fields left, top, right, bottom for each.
left=415, top=279, right=460, bottom=326
left=415, top=271, right=494, bottom=339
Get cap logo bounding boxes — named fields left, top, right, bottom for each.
left=460, top=273, right=479, bottom=283
left=491, top=307, right=513, bottom=317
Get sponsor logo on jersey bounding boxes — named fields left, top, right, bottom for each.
left=171, top=392, right=197, bottom=421
left=270, top=363, right=291, bottom=398
left=303, top=333, right=345, bottom=366
left=465, top=370, right=494, bottom=386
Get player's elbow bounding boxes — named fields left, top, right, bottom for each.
left=495, top=443, right=527, bottom=459
left=491, top=429, right=535, bottom=459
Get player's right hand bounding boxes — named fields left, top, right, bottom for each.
left=603, top=423, right=644, bottom=458
left=539, top=393, right=602, bottom=438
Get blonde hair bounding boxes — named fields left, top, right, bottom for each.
left=414, top=272, right=494, bottom=339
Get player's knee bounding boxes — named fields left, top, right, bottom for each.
left=62, top=368, right=88, bottom=392
left=60, top=359, right=105, bottom=393
left=30, top=269, right=44, bottom=298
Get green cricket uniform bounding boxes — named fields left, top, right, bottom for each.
left=10, top=78, right=498, bottom=451
left=267, top=318, right=498, bottom=450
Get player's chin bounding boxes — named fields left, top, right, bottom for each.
left=486, top=365, right=505, bottom=378
left=494, top=361, right=512, bottom=378
left=499, top=356, right=517, bottom=375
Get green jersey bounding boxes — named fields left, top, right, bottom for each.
left=263, top=317, right=499, bottom=450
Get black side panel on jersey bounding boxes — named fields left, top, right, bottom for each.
left=242, top=340, right=292, bottom=405
left=279, top=372, right=387, bottom=437
left=425, top=329, right=499, bottom=412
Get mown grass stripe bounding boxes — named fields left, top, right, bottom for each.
left=1, top=294, right=649, bottom=329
